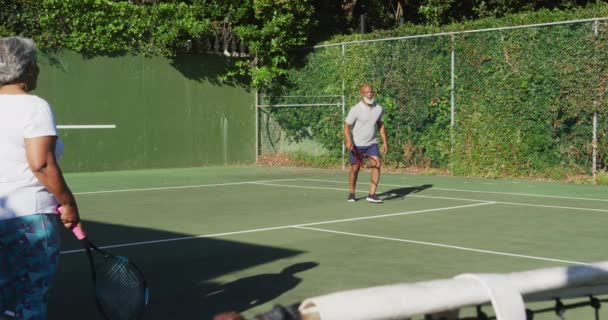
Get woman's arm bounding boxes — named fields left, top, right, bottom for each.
left=25, top=135, right=80, bottom=229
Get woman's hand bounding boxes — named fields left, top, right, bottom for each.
left=58, top=204, right=80, bottom=230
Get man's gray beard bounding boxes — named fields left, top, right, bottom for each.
left=363, top=97, right=375, bottom=105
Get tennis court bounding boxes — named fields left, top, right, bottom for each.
left=47, top=166, right=608, bottom=320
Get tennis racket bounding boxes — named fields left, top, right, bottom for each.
left=56, top=207, right=149, bottom=320
left=351, top=148, right=379, bottom=168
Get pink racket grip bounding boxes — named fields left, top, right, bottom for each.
left=70, top=225, right=86, bottom=240
left=55, top=206, right=87, bottom=240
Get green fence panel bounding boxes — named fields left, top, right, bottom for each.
left=36, top=51, right=254, bottom=172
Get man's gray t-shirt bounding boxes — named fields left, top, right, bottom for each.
left=345, top=101, right=384, bottom=147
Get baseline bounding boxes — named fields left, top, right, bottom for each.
left=299, top=178, right=608, bottom=202
left=250, top=182, right=608, bottom=213
left=73, top=178, right=302, bottom=195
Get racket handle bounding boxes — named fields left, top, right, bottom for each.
left=71, top=224, right=86, bottom=240
left=55, top=206, right=87, bottom=240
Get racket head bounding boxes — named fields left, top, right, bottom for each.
left=89, top=245, right=149, bottom=320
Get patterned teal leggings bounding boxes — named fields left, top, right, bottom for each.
left=0, top=214, right=61, bottom=320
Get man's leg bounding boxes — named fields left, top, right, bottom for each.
left=349, top=163, right=360, bottom=193
left=368, top=156, right=381, bottom=195
left=347, top=146, right=360, bottom=202
left=366, top=156, right=383, bottom=203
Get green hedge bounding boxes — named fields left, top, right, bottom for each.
left=270, top=4, right=608, bottom=179
left=0, top=0, right=314, bottom=86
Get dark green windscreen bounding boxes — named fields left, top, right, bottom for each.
left=35, top=51, right=254, bottom=172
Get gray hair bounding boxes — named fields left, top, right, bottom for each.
left=0, top=36, right=37, bottom=85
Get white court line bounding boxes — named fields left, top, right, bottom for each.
left=250, top=182, right=490, bottom=203
left=57, top=124, right=117, bottom=129
left=295, top=226, right=586, bottom=265
left=60, top=202, right=494, bottom=255
left=73, top=178, right=301, bottom=195
left=299, top=178, right=608, bottom=202
left=251, top=182, right=608, bottom=213
left=488, top=201, right=608, bottom=213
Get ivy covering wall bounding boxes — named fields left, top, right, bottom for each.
left=269, top=5, right=608, bottom=179
left=0, top=0, right=314, bottom=86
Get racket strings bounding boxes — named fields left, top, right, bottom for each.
left=96, top=256, right=147, bottom=320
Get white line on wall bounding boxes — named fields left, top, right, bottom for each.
left=57, top=124, right=117, bottom=129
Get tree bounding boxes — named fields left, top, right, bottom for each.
left=0, top=0, right=314, bottom=88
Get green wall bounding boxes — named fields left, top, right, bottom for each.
left=35, top=51, right=254, bottom=172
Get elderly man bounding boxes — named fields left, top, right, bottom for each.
left=344, top=84, right=388, bottom=203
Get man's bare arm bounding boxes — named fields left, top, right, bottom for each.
left=378, top=121, right=388, bottom=154
left=344, top=122, right=354, bottom=150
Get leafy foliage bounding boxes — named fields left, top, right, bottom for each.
left=309, top=0, right=608, bottom=39
left=272, top=4, right=608, bottom=178
left=0, top=0, right=314, bottom=86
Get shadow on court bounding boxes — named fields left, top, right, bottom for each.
left=377, top=184, right=434, bottom=201
left=199, top=262, right=318, bottom=318
left=47, top=221, right=305, bottom=320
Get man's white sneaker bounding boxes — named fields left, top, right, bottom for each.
left=366, top=194, right=383, bottom=203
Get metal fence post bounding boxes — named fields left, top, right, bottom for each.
left=593, top=112, right=598, bottom=184
left=450, top=34, right=456, bottom=175
left=593, top=20, right=599, bottom=184
left=342, top=44, right=346, bottom=170
left=255, top=89, right=259, bottom=163
left=450, top=34, right=456, bottom=130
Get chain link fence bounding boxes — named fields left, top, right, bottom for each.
left=259, top=18, right=608, bottom=182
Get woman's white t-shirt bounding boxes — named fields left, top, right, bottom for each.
left=0, top=94, right=62, bottom=220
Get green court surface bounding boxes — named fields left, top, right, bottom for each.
left=48, top=166, right=608, bottom=320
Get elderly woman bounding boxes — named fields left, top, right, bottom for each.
left=0, top=36, right=82, bottom=320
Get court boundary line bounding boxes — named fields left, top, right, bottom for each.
left=294, top=226, right=586, bottom=265
left=70, top=177, right=608, bottom=203
left=72, top=178, right=302, bottom=195
left=251, top=182, right=608, bottom=213
left=299, top=178, right=608, bottom=202
left=250, top=182, right=490, bottom=203
left=60, top=202, right=495, bottom=254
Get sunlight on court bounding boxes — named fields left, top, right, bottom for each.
left=42, top=167, right=608, bottom=320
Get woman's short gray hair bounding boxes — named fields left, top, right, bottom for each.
left=0, top=36, right=37, bottom=85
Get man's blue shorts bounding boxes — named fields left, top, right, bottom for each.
left=349, top=143, right=380, bottom=165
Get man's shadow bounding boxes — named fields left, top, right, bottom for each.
left=199, top=262, right=319, bottom=318
left=378, top=184, right=433, bottom=201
